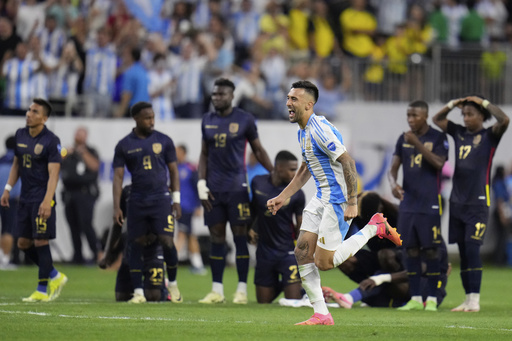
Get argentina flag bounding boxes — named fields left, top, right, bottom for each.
left=123, top=0, right=164, bottom=32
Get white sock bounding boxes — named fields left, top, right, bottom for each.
left=236, top=282, right=247, bottom=293
left=168, top=280, right=178, bottom=287
left=333, top=224, right=377, bottom=267
left=190, top=252, right=204, bottom=268
left=134, top=288, right=144, bottom=296
left=344, top=293, right=354, bottom=304
left=298, top=263, right=329, bottom=315
left=426, top=296, right=437, bottom=304
left=411, top=295, right=423, bottom=304
left=212, top=282, right=224, bottom=296
left=468, top=293, right=480, bottom=304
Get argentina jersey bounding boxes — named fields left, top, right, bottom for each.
left=298, top=113, right=347, bottom=204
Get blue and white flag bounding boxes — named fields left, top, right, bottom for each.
left=123, top=0, right=164, bottom=32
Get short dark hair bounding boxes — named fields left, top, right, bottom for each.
left=131, top=101, right=153, bottom=117
left=177, top=144, right=187, bottom=154
left=33, top=98, right=53, bottom=117
left=275, top=150, right=297, bottom=164
left=291, top=80, right=319, bottom=103
left=462, top=96, right=492, bottom=121
left=131, top=47, right=141, bottom=62
left=408, top=100, right=428, bottom=112
left=214, top=78, right=235, bottom=91
left=5, top=135, right=15, bottom=150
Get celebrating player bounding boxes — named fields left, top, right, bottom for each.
left=198, top=78, right=273, bottom=304
left=267, top=80, right=402, bottom=325
left=112, top=101, right=182, bottom=303
left=433, top=95, right=509, bottom=312
left=1, top=98, right=68, bottom=302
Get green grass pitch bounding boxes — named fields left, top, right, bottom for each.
left=1, top=263, right=512, bottom=340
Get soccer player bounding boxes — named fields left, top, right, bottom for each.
left=112, top=101, right=182, bottom=304
left=267, top=80, right=402, bottom=325
left=99, top=185, right=167, bottom=302
left=433, top=95, right=509, bottom=312
left=0, top=98, right=68, bottom=302
left=198, top=78, right=273, bottom=304
left=388, top=100, right=448, bottom=312
left=250, top=150, right=306, bottom=304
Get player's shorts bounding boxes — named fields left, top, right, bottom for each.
left=126, top=197, right=174, bottom=240
left=254, top=244, right=301, bottom=288
left=115, top=242, right=165, bottom=296
left=203, top=190, right=251, bottom=227
left=0, top=199, right=18, bottom=235
left=178, top=212, right=193, bottom=235
left=15, top=201, right=57, bottom=240
left=301, top=197, right=351, bottom=251
left=397, top=212, right=442, bottom=249
left=448, top=202, right=489, bottom=245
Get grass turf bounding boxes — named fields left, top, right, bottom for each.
left=1, top=263, right=512, bottom=340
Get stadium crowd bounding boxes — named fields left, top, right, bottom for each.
left=2, top=0, right=512, bottom=120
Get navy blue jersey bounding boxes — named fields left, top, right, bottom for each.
left=113, top=130, right=176, bottom=200
left=447, top=122, right=501, bottom=206
left=394, top=126, right=448, bottom=214
left=251, top=174, right=305, bottom=253
left=202, top=107, right=258, bottom=192
left=14, top=126, right=61, bottom=203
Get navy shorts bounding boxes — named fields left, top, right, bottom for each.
left=0, top=199, right=18, bottom=235
left=116, top=243, right=165, bottom=294
left=178, top=212, right=193, bottom=235
left=449, top=202, right=489, bottom=245
left=203, top=190, right=251, bottom=227
left=397, top=212, right=442, bottom=249
left=15, top=201, right=57, bottom=240
left=126, top=197, right=174, bottom=240
left=254, top=244, right=301, bottom=288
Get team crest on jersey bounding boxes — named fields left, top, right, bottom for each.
left=152, top=143, right=162, bottom=154
left=34, top=143, right=44, bottom=155
left=423, top=142, right=433, bottom=151
left=229, top=123, right=239, bottom=134
left=327, top=141, right=336, bottom=151
left=306, top=139, right=312, bottom=150
left=473, top=134, right=481, bottom=146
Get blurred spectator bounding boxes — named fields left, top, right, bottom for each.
left=491, top=165, right=511, bottom=265
left=460, top=0, right=485, bottom=45
left=49, top=42, right=83, bottom=112
left=288, top=0, right=310, bottom=60
left=259, top=43, right=287, bottom=119
left=83, top=26, right=116, bottom=117
left=476, top=0, right=508, bottom=43
left=161, top=0, right=193, bottom=44
left=148, top=52, right=175, bottom=121
left=406, top=3, right=434, bottom=55
left=141, top=32, right=167, bottom=69
left=314, top=63, right=351, bottom=121
left=0, top=16, right=21, bottom=64
left=27, top=35, right=57, bottom=100
left=384, top=24, right=410, bottom=101
left=38, top=13, right=66, bottom=58
left=61, top=127, right=101, bottom=265
left=371, top=0, right=407, bottom=36
left=481, top=39, right=506, bottom=103
left=230, top=0, right=261, bottom=66
left=308, top=0, right=339, bottom=59
left=0, top=135, right=20, bottom=269
left=234, top=62, right=272, bottom=119
left=15, top=0, right=47, bottom=41
left=441, top=0, right=468, bottom=48
left=68, top=16, right=87, bottom=95
left=363, top=34, right=386, bottom=101
left=428, top=0, right=449, bottom=44
left=339, top=0, right=377, bottom=58
left=47, top=0, right=80, bottom=31
left=258, top=0, right=289, bottom=56
left=2, top=41, right=40, bottom=116
left=114, top=46, right=149, bottom=118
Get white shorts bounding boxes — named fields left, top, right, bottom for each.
left=301, top=196, right=351, bottom=251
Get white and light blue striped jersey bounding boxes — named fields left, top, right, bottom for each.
left=148, top=69, right=175, bottom=121
left=172, top=56, right=207, bottom=106
left=298, top=113, right=347, bottom=204
left=38, top=27, right=66, bottom=58
left=84, top=46, right=117, bottom=95
left=231, top=11, right=260, bottom=46
left=2, top=58, right=39, bottom=109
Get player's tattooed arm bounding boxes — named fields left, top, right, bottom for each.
left=338, top=152, right=358, bottom=206
left=295, top=240, right=309, bottom=262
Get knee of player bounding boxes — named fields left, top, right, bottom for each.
left=158, top=235, right=175, bottom=249
left=17, top=238, right=32, bottom=250
left=144, top=290, right=161, bottom=302
left=378, top=248, right=401, bottom=271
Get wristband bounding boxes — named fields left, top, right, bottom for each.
left=447, top=100, right=455, bottom=109
left=4, top=184, right=12, bottom=192
left=172, top=191, right=181, bottom=204
left=482, top=100, right=490, bottom=109
left=369, top=273, right=392, bottom=286
left=197, top=179, right=210, bottom=200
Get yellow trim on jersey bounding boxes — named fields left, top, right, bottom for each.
left=486, top=184, right=490, bottom=207
left=438, top=194, right=443, bottom=216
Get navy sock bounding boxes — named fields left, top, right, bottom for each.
left=128, top=241, right=144, bottom=290
left=458, top=243, right=470, bottom=293
left=406, top=256, right=422, bottom=296
left=210, top=242, right=226, bottom=284
left=425, top=257, right=441, bottom=297
left=163, top=245, right=178, bottom=282
left=465, top=243, right=482, bottom=293
left=24, top=245, right=40, bottom=266
left=349, top=288, right=363, bottom=303
left=233, top=235, right=249, bottom=283
left=36, top=245, right=53, bottom=294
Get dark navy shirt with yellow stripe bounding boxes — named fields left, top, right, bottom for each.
left=393, top=126, right=448, bottom=214
left=113, top=129, right=176, bottom=201
left=14, top=126, right=62, bottom=203
left=201, top=107, right=258, bottom=192
left=447, top=121, right=501, bottom=207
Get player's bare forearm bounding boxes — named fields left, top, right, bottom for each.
left=43, top=163, right=60, bottom=205
left=198, top=140, right=208, bottom=180
left=338, top=152, right=357, bottom=205
left=488, top=102, right=510, bottom=136
left=99, top=223, right=122, bottom=269
left=250, top=138, right=274, bottom=172
left=268, top=163, right=310, bottom=215
left=168, top=162, right=180, bottom=192
left=112, top=167, right=124, bottom=212
left=413, top=143, right=446, bottom=171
